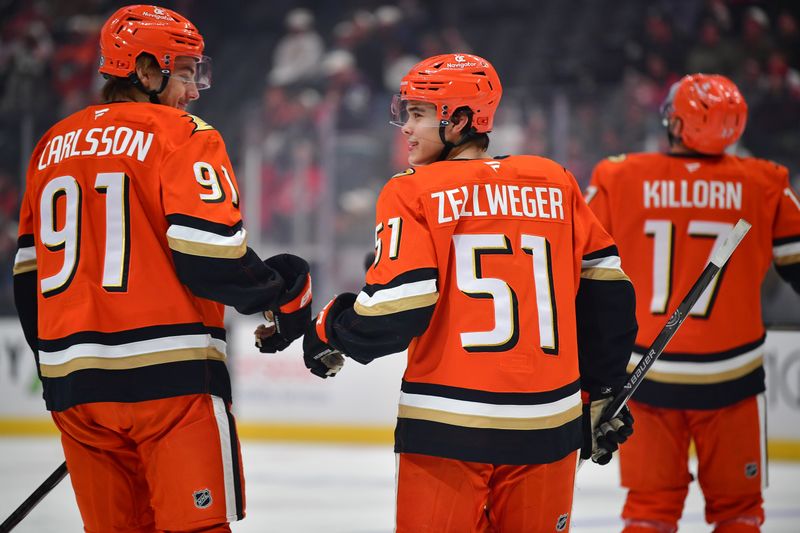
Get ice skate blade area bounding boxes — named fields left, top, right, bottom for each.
left=1, top=437, right=798, bottom=532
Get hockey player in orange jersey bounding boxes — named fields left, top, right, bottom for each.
left=587, top=74, right=800, bottom=533
left=300, top=53, right=638, bottom=532
left=12, top=5, right=313, bottom=532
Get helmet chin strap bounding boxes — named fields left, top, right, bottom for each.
left=436, top=109, right=477, bottom=161
left=128, top=70, right=171, bottom=104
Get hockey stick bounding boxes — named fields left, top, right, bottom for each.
left=588, top=218, right=752, bottom=464
left=0, top=461, right=67, bottom=533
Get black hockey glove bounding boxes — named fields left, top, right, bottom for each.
left=581, top=395, right=634, bottom=465
left=255, top=254, right=312, bottom=353
left=302, top=293, right=356, bottom=378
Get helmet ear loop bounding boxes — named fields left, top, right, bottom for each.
left=128, top=69, right=171, bottom=105
left=437, top=121, right=455, bottom=162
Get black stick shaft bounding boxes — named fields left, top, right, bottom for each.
left=604, top=262, right=720, bottom=420
left=0, top=462, right=68, bottom=533
left=604, top=218, right=752, bottom=421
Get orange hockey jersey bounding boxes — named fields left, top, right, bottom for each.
left=325, top=156, right=637, bottom=465
left=588, top=153, right=800, bottom=409
left=13, top=102, right=285, bottom=411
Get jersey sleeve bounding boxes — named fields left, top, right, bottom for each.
left=771, top=167, right=800, bottom=293
left=585, top=159, right=614, bottom=232
left=572, top=177, right=638, bottom=398
left=13, top=175, right=39, bottom=356
left=160, top=127, right=283, bottom=314
left=325, top=178, right=439, bottom=362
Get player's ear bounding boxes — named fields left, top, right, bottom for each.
left=668, top=117, right=683, bottom=138
left=134, top=55, right=160, bottom=91
left=450, top=109, right=470, bottom=135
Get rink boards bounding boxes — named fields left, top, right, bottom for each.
left=1, top=318, right=799, bottom=460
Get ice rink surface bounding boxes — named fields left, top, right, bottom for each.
left=1, top=437, right=798, bottom=532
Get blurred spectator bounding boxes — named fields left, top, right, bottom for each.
left=776, top=11, right=799, bottom=69
left=743, top=50, right=800, bottom=166
left=321, top=50, right=372, bottom=131
left=258, top=85, right=322, bottom=235
left=686, top=18, right=739, bottom=76
left=0, top=170, right=19, bottom=313
left=637, top=10, right=685, bottom=77
left=382, top=48, right=419, bottom=94
left=50, top=15, right=101, bottom=116
left=267, top=8, right=324, bottom=87
left=1, top=19, right=53, bottom=114
left=740, top=7, right=775, bottom=67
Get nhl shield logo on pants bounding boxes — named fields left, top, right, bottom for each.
left=556, top=512, right=569, bottom=531
left=193, top=488, right=213, bottom=509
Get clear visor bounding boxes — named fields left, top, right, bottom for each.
left=389, top=95, right=442, bottom=128
left=659, top=80, right=680, bottom=126
left=169, top=55, right=212, bottom=90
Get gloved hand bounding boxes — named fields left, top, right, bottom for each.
left=302, top=293, right=356, bottom=378
left=581, top=396, right=634, bottom=465
left=255, top=254, right=312, bottom=353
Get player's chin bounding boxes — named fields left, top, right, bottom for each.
left=408, top=149, right=435, bottom=166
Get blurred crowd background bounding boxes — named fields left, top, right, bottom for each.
left=0, top=0, right=798, bottom=322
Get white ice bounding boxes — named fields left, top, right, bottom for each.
left=0, top=437, right=798, bottom=532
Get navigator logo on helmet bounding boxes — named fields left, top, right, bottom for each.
left=391, top=53, right=502, bottom=160
left=660, top=73, right=747, bottom=155
left=99, top=4, right=211, bottom=103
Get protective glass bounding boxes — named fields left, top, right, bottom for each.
left=659, top=80, right=680, bottom=126
left=170, top=55, right=212, bottom=90
left=389, top=95, right=441, bottom=128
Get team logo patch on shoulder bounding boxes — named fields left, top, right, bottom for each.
left=184, top=114, right=215, bottom=134
left=607, top=154, right=627, bottom=163
left=193, top=488, right=213, bottom=509
left=392, top=168, right=416, bottom=178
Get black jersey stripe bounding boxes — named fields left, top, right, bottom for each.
left=171, top=247, right=283, bottom=315
left=38, top=322, right=227, bottom=352
left=360, top=268, right=439, bottom=297
left=401, top=379, right=581, bottom=406
left=42, top=359, right=233, bottom=412
left=632, top=366, right=765, bottom=409
left=773, top=234, right=800, bottom=247
left=395, top=416, right=582, bottom=465
left=166, top=213, right=243, bottom=237
left=582, top=245, right=620, bottom=261
left=17, top=234, right=35, bottom=248
left=632, top=335, right=765, bottom=363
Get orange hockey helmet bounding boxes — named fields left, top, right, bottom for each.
left=392, top=53, right=502, bottom=133
left=661, top=74, right=747, bottom=154
left=99, top=5, right=210, bottom=89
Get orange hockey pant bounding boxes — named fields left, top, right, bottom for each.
left=619, top=396, right=765, bottom=532
left=51, top=394, right=245, bottom=533
left=395, top=451, right=578, bottom=533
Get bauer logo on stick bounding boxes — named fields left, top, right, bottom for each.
left=666, top=309, right=682, bottom=327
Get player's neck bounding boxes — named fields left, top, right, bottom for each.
left=668, top=142, right=696, bottom=156
left=447, top=143, right=488, bottom=161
